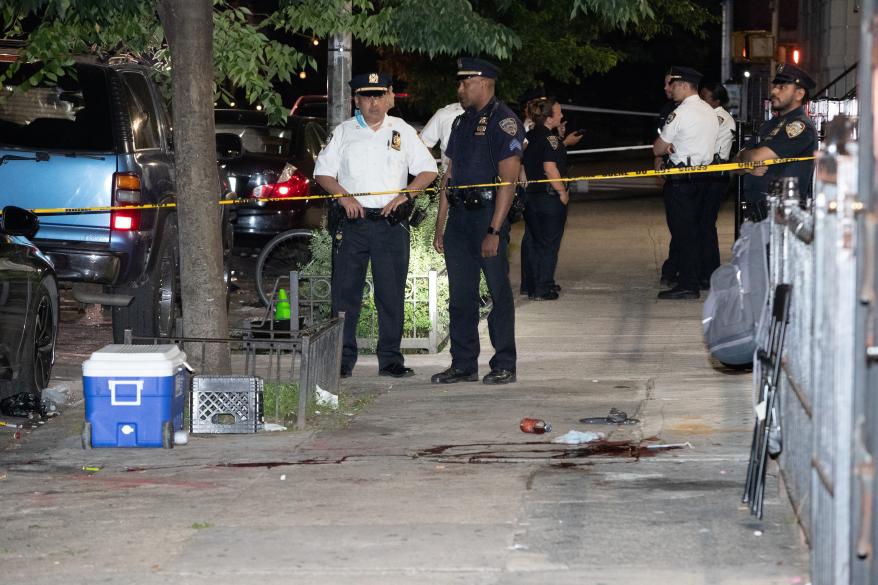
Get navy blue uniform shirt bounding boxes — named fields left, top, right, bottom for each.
left=446, top=97, right=524, bottom=186
left=523, top=125, right=567, bottom=188
left=743, top=105, right=817, bottom=200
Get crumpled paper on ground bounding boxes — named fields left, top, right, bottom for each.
left=551, top=430, right=605, bottom=445
left=315, top=385, right=338, bottom=409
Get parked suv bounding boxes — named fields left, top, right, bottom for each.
left=0, top=56, right=232, bottom=342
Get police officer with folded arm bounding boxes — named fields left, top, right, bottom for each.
left=431, top=58, right=525, bottom=385
left=314, top=73, right=438, bottom=379
left=734, top=64, right=817, bottom=220
left=653, top=65, right=718, bottom=300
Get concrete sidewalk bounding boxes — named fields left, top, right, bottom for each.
left=0, top=195, right=809, bottom=584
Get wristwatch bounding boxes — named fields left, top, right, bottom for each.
left=486, top=225, right=500, bottom=236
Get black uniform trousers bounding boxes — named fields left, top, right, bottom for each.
left=443, top=205, right=516, bottom=373
left=697, top=177, right=729, bottom=284
left=521, top=191, right=567, bottom=296
left=661, top=180, right=680, bottom=281
left=331, top=215, right=409, bottom=371
left=664, top=178, right=707, bottom=292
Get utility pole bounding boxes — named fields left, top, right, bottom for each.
left=770, top=0, right=780, bottom=75
left=721, top=0, right=733, bottom=81
left=326, top=2, right=352, bottom=133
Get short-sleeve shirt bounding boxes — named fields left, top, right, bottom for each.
left=446, top=97, right=525, bottom=186
left=419, top=102, right=464, bottom=165
left=742, top=106, right=816, bottom=200
left=659, top=94, right=719, bottom=166
left=523, top=125, right=567, bottom=190
left=714, top=106, right=735, bottom=161
left=314, top=114, right=438, bottom=208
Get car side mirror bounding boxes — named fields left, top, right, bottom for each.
left=1, top=206, right=40, bottom=239
left=216, top=133, right=243, bottom=159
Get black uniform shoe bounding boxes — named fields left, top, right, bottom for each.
left=431, top=367, right=478, bottom=384
left=550, top=284, right=561, bottom=293
left=340, top=366, right=352, bottom=379
left=699, top=279, right=711, bottom=291
left=379, top=363, right=414, bottom=378
left=657, top=286, right=700, bottom=300
left=483, top=369, right=516, bottom=385
left=531, top=290, right=559, bottom=301
left=660, top=276, right=677, bottom=288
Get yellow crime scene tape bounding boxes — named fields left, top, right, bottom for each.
left=2, top=157, right=815, bottom=217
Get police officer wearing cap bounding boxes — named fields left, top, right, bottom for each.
left=314, top=73, right=438, bottom=379
left=431, top=57, right=525, bottom=385
left=735, top=64, right=817, bottom=219
left=653, top=65, right=719, bottom=300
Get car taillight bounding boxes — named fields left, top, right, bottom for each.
left=111, top=172, right=142, bottom=231
left=251, top=170, right=310, bottom=199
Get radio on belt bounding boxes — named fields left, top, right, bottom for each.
left=81, top=344, right=190, bottom=449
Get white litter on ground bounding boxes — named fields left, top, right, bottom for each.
left=315, top=385, right=338, bottom=409
left=551, top=430, right=605, bottom=445
left=263, top=423, right=288, bottom=432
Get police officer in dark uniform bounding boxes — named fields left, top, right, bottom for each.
left=431, top=58, right=525, bottom=385
left=735, top=64, right=817, bottom=219
left=522, top=97, right=568, bottom=300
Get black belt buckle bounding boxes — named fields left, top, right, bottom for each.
left=364, top=208, right=384, bottom=220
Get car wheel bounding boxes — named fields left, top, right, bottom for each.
left=112, top=219, right=180, bottom=343
left=16, top=277, right=57, bottom=397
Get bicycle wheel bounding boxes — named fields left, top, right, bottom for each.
left=256, top=229, right=314, bottom=307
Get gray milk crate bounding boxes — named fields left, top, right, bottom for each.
left=190, top=375, right=264, bottom=434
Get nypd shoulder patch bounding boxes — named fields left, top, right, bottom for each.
left=786, top=120, right=805, bottom=138
left=547, top=135, right=560, bottom=150
left=499, top=117, right=518, bottom=136
left=665, top=112, right=676, bottom=125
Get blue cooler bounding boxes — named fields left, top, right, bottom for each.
left=82, top=344, right=189, bottom=448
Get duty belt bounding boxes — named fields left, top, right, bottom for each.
left=448, top=187, right=496, bottom=209
left=363, top=208, right=386, bottom=220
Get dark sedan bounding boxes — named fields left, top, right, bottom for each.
left=0, top=206, right=58, bottom=402
left=215, top=109, right=327, bottom=238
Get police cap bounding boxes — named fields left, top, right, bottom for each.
left=457, top=57, right=501, bottom=80
left=350, top=72, right=391, bottom=95
left=667, top=66, right=703, bottom=85
left=772, top=64, right=816, bottom=90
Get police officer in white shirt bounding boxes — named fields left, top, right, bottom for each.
left=698, top=81, right=735, bottom=288
left=420, top=101, right=464, bottom=167
left=653, top=66, right=719, bottom=300
left=314, top=73, right=438, bottom=378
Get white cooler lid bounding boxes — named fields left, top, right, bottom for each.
left=83, top=344, right=188, bottom=377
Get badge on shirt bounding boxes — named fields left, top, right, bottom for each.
left=786, top=120, right=805, bottom=138
left=717, top=115, right=724, bottom=125
left=391, top=130, right=401, bottom=151
left=665, top=112, right=676, bottom=125
left=499, top=117, right=518, bottom=136
left=475, top=116, right=488, bottom=136
left=547, top=135, right=560, bottom=150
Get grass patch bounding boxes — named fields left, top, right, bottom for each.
left=262, top=381, right=375, bottom=430
left=190, top=522, right=212, bottom=530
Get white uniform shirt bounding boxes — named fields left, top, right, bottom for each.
left=713, top=106, right=735, bottom=161
left=419, top=102, right=464, bottom=165
left=659, top=94, right=718, bottom=166
left=315, top=115, right=438, bottom=208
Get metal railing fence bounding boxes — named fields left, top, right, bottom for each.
left=290, top=269, right=451, bottom=353
left=125, top=313, right=344, bottom=430
left=767, top=118, right=860, bottom=585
